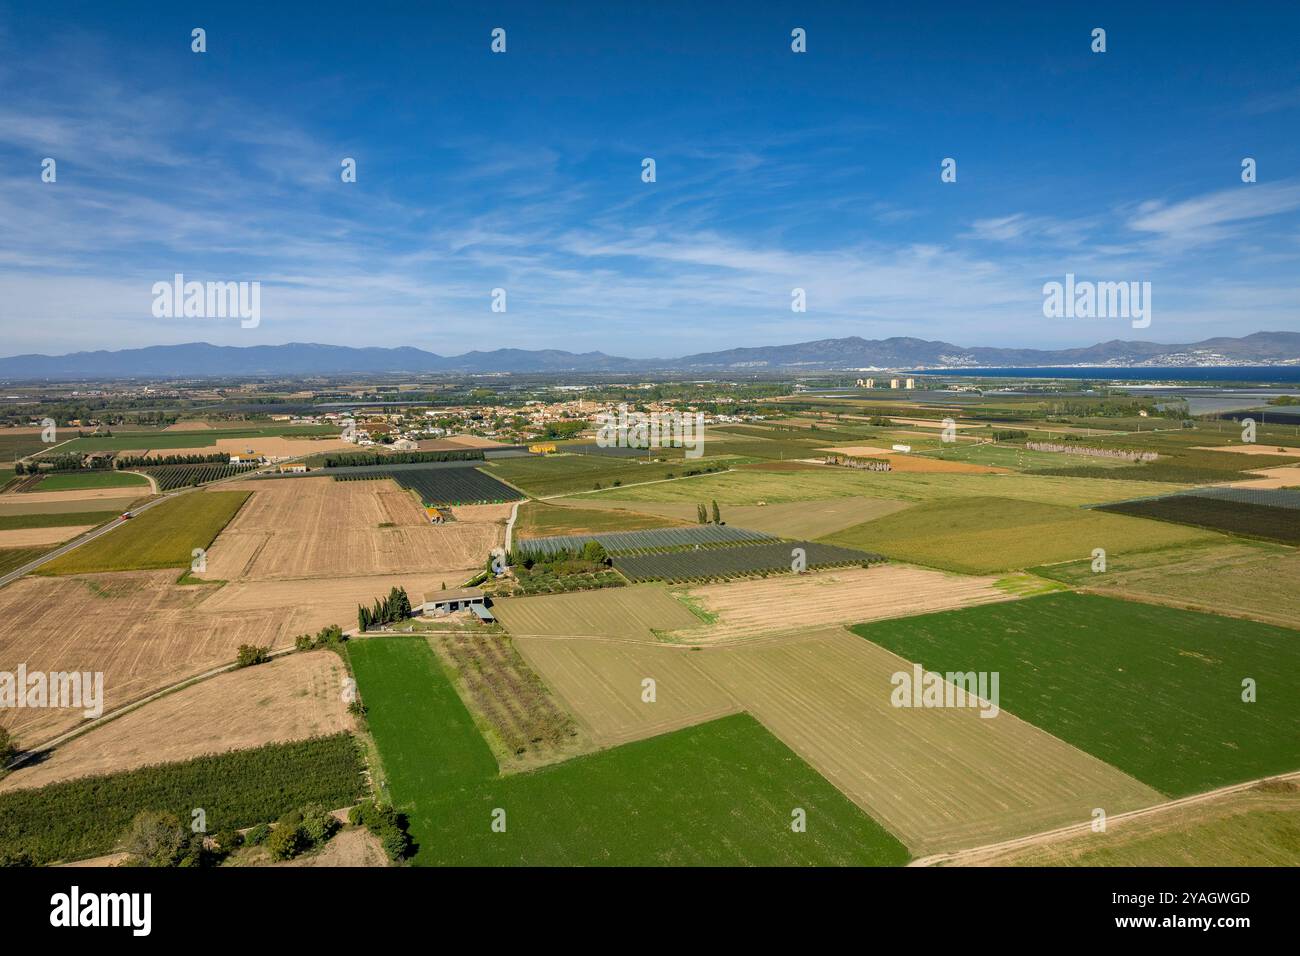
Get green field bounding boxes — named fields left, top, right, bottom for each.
left=38, top=490, right=250, bottom=574
left=0, top=511, right=119, bottom=530
left=0, top=547, right=49, bottom=576
left=50, top=424, right=338, bottom=453
left=30, top=471, right=150, bottom=491
left=350, top=636, right=910, bottom=866
left=586, top=467, right=1191, bottom=508
left=916, top=442, right=1138, bottom=472
left=854, top=593, right=1300, bottom=796
left=822, top=495, right=1220, bottom=574
left=487, top=454, right=731, bottom=497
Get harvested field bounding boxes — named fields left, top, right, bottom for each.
left=492, top=584, right=705, bottom=642
left=162, top=421, right=213, bottom=431
left=690, top=627, right=1161, bottom=854
left=514, top=637, right=738, bottom=746
left=735, top=460, right=829, bottom=471
left=878, top=454, right=1009, bottom=474
left=953, top=781, right=1300, bottom=867
left=0, top=497, right=135, bottom=516
left=444, top=434, right=511, bottom=448
left=664, top=565, right=1015, bottom=642
left=816, top=445, right=896, bottom=456
left=197, top=478, right=507, bottom=581
left=0, top=651, right=353, bottom=793
left=1192, top=444, right=1300, bottom=456
left=0, top=525, right=92, bottom=547
left=0, top=571, right=306, bottom=745
left=1226, top=465, right=1300, bottom=489
left=430, top=631, right=584, bottom=771
left=0, top=488, right=144, bottom=505
left=514, top=500, right=688, bottom=537
left=857, top=594, right=1300, bottom=796
left=143, top=436, right=354, bottom=459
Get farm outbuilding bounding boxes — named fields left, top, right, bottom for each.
left=422, top=587, right=488, bottom=615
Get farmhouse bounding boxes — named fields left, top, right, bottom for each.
left=423, top=587, right=488, bottom=615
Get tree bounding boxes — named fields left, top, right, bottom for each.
left=696, top=503, right=708, bottom=524
left=580, top=540, right=609, bottom=564
left=711, top=500, right=721, bottom=523
left=121, top=811, right=193, bottom=867
left=0, top=726, right=16, bottom=769
left=235, top=644, right=270, bottom=668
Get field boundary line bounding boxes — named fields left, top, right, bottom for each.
left=908, top=768, right=1300, bottom=866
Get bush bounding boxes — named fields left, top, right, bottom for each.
left=120, top=811, right=205, bottom=867
left=245, top=823, right=271, bottom=846
left=349, top=800, right=412, bottom=862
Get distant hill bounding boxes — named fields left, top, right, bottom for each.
left=1, top=332, right=1297, bottom=380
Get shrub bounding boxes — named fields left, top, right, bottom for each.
left=301, top=804, right=339, bottom=844
left=245, top=823, right=271, bottom=846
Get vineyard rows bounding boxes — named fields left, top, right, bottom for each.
left=615, top=540, right=884, bottom=583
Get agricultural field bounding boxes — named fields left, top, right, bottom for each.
left=585, top=465, right=1190, bottom=508
left=823, top=495, right=1220, bottom=574
left=952, top=780, right=1300, bottom=867
left=0, top=546, right=50, bottom=576
left=491, top=584, right=705, bottom=642
left=430, top=631, right=584, bottom=772
left=333, top=465, right=523, bottom=505
left=486, top=453, right=730, bottom=497
left=914, top=442, right=1139, bottom=472
left=0, top=650, right=354, bottom=793
left=688, top=627, right=1160, bottom=854
left=38, top=490, right=250, bottom=574
left=513, top=638, right=738, bottom=746
left=50, top=425, right=344, bottom=454
left=139, top=461, right=261, bottom=490
left=0, top=524, right=94, bottom=548
left=0, top=428, right=51, bottom=460
left=348, top=638, right=499, bottom=791
left=513, top=500, right=687, bottom=538
left=1096, top=493, right=1300, bottom=544
left=615, top=539, right=880, bottom=583
left=553, top=495, right=912, bottom=539
left=660, top=565, right=1017, bottom=642
left=349, top=638, right=909, bottom=866
left=1035, top=539, right=1300, bottom=629
left=0, top=734, right=364, bottom=866
left=517, top=523, right=773, bottom=557
left=854, top=593, right=1300, bottom=796
left=196, top=478, right=506, bottom=581
left=24, top=471, right=151, bottom=492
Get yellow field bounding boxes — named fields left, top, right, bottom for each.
left=689, top=628, right=1163, bottom=854
left=198, top=478, right=507, bottom=581
left=0, top=650, right=353, bottom=792
left=663, top=565, right=1015, bottom=642
left=491, top=584, right=705, bottom=642
left=513, top=637, right=738, bottom=746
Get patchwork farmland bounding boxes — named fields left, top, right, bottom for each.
left=615, top=539, right=881, bottom=582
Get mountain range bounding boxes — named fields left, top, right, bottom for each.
left=1, top=332, right=1298, bottom=380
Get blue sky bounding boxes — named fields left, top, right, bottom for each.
left=1, top=1, right=1298, bottom=358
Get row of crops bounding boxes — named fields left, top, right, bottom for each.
left=615, top=540, right=884, bottom=583
left=332, top=466, right=523, bottom=506
left=517, top=524, right=774, bottom=557
left=1097, top=491, right=1300, bottom=545
left=138, top=461, right=262, bottom=491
